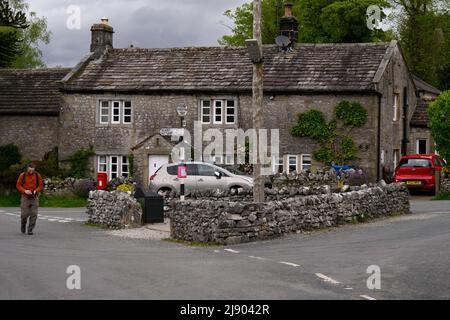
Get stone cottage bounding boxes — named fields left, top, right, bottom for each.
left=0, top=5, right=438, bottom=187
left=408, top=75, right=441, bottom=155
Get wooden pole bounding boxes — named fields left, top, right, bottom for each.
left=252, top=0, right=265, bottom=203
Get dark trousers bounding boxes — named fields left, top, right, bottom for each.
left=21, top=195, right=39, bottom=232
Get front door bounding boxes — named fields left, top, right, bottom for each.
left=149, top=155, right=169, bottom=178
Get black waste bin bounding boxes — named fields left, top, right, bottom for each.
left=134, top=187, right=164, bottom=224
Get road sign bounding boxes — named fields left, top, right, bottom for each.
left=160, top=128, right=184, bottom=137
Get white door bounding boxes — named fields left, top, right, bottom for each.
left=149, top=155, right=169, bottom=177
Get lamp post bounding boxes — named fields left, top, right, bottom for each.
left=245, top=0, right=265, bottom=203
left=176, top=104, right=188, bottom=201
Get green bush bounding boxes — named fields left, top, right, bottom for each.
left=0, top=163, right=25, bottom=194
left=0, top=144, right=21, bottom=171
left=35, top=147, right=61, bottom=178
left=67, top=146, right=95, bottom=178
left=428, top=90, right=450, bottom=168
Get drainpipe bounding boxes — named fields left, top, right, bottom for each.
left=401, top=87, right=409, bottom=156
left=377, top=94, right=382, bottom=182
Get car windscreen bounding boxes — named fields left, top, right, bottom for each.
left=399, top=158, right=432, bottom=168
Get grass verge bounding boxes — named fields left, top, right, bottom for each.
left=434, top=193, right=450, bottom=200
left=162, top=238, right=223, bottom=247
left=0, top=194, right=87, bottom=208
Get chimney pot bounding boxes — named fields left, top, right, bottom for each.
left=101, top=17, right=109, bottom=25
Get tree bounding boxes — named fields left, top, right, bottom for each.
left=0, top=0, right=51, bottom=68
left=428, top=90, right=450, bottom=167
left=0, top=0, right=28, bottom=67
left=395, top=0, right=450, bottom=90
left=0, top=144, right=22, bottom=171
left=219, top=0, right=392, bottom=46
left=290, top=101, right=368, bottom=166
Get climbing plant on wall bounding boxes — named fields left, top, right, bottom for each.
left=290, top=101, right=368, bottom=166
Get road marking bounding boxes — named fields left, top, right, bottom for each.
left=248, top=256, right=265, bottom=260
left=315, top=273, right=341, bottom=285
left=344, top=287, right=354, bottom=290
left=224, top=249, right=240, bottom=254
left=280, top=261, right=301, bottom=268
left=213, top=250, right=221, bottom=253
left=360, top=295, right=376, bottom=300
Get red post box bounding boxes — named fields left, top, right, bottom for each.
left=96, top=172, right=108, bottom=190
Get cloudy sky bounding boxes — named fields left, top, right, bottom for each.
left=27, top=0, right=248, bottom=67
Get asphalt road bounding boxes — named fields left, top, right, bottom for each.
left=0, top=197, right=449, bottom=300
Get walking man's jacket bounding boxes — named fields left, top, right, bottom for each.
left=16, top=172, right=44, bottom=197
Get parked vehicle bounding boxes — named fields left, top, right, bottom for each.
left=149, top=162, right=253, bottom=195
left=394, top=154, right=446, bottom=192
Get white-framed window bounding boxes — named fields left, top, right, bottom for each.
left=97, top=155, right=130, bottom=180
left=100, top=101, right=110, bottom=124
left=272, top=155, right=283, bottom=174
left=121, top=156, right=129, bottom=177
left=98, top=155, right=107, bottom=173
left=287, top=155, right=298, bottom=174
left=201, top=100, right=211, bottom=124
left=213, top=155, right=223, bottom=165
left=393, top=149, right=400, bottom=169
left=225, top=155, right=234, bottom=165
left=301, top=154, right=312, bottom=171
left=200, top=98, right=237, bottom=125
left=111, top=101, right=121, bottom=124
left=393, top=93, right=400, bottom=122
left=416, top=139, right=428, bottom=154
left=214, top=100, right=223, bottom=124
left=123, top=101, right=132, bottom=124
left=110, top=156, right=119, bottom=179
left=98, top=100, right=132, bottom=125
left=226, top=99, right=236, bottom=124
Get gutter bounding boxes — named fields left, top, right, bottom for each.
left=377, top=93, right=382, bottom=182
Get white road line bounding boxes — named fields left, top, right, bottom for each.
left=47, top=219, right=58, bottom=222
left=280, top=261, right=301, bottom=268
left=248, top=256, right=265, bottom=260
left=224, top=249, right=240, bottom=254
left=360, top=295, right=377, bottom=300
left=315, top=273, right=341, bottom=285
left=344, top=287, right=354, bottom=290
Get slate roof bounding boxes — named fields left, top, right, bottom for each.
left=62, top=43, right=391, bottom=93
left=410, top=76, right=440, bottom=128
left=0, top=68, right=71, bottom=115
left=412, top=75, right=441, bottom=96
left=411, top=100, right=431, bottom=128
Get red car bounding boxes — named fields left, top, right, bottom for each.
left=394, top=154, right=446, bottom=192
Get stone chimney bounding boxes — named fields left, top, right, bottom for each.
left=280, top=2, right=298, bottom=47
left=90, top=18, right=114, bottom=58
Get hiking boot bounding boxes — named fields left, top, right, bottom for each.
left=21, top=225, right=26, bottom=234
left=27, top=231, right=34, bottom=235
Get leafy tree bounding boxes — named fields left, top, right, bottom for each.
left=67, top=146, right=95, bottom=179
left=428, top=90, right=450, bottom=167
left=395, top=0, right=450, bottom=90
left=1, top=0, right=51, bottom=68
left=290, top=101, right=368, bottom=166
left=219, top=0, right=392, bottom=46
left=0, top=0, right=28, bottom=67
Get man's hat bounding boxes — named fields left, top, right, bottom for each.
left=27, top=163, right=36, bottom=168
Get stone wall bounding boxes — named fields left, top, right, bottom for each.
left=43, top=177, right=76, bottom=196
left=440, top=177, right=450, bottom=194
left=86, top=190, right=143, bottom=229
left=0, top=115, right=59, bottom=161
left=170, top=183, right=410, bottom=245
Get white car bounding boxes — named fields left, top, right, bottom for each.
left=149, top=162, right=253, bottom=194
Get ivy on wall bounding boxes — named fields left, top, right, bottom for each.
left=67, top=146, right=95, bottom=178
left=290, top=101, right=368, bottom=166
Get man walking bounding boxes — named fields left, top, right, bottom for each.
left=16, top=163, right=44, bottom=235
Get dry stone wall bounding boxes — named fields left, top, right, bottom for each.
left=170, top=183, right=410, bottom=245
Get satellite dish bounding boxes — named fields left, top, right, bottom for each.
left=275, top=35, right=291, bottom=47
